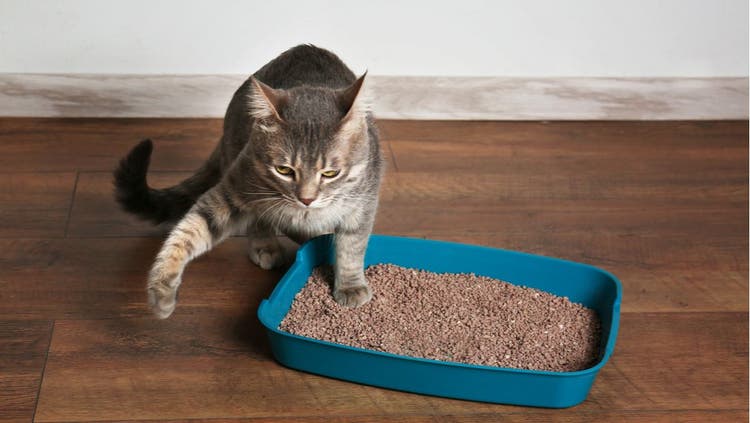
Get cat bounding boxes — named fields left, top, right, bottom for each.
left=113, top=45, right=383, bottom=319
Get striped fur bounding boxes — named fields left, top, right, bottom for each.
left=116, top=45, right=383, bottom=319
left=147, top=187, right=248, bottom=318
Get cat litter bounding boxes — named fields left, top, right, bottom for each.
left=279, top=264, right=601, bottom=372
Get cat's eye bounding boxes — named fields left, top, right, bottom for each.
left=275, top=165, right=294, bottom=176
left=321, top=169, right=340, bottom=178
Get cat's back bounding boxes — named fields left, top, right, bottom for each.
left=254, top=44, right=357, bottom=89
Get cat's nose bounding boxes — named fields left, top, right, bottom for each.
left=299, top=197, right=315, bottom=206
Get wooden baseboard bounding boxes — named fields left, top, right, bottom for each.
left=0, top=74, right=746, bottom=120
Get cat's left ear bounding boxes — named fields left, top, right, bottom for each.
left=337, top=72, right=369, bottom=118
left=335, top=72, right=370, bottom=138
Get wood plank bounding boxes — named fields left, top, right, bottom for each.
left=378, top=169, right=745, bottom=207
left=0, top=118, right=222, bottom=172
left=0, top=172, right=76, bottom=238
left=66, top=171, right=190, bottom=238
left=386, top=122, right=748, bottom=188
left=381, top=120, right=748, bottom=150
left=375, top=200, right=746, bottom=263
left=34, top=312, right=747, bottom=421
left=0, top=238, right=285, bottom=320
left=0, top=320, right=52, bottom=423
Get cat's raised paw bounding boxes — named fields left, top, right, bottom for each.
left=334, top=284, right=372, bottom=307
left=147, top=286, right=177, bottom=319
left=147, top=276, right=179, bottom=319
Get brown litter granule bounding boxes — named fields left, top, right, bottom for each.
left=279, top=264, right=601, bottom=372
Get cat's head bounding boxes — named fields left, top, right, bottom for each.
left=245, top=74, right=373, bottom=209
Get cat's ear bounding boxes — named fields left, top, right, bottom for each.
left=248, top=76, right=288, bottom=123
left=337, top=72, right=369, bottom=119
left=335, top=72, right=370, bottom=139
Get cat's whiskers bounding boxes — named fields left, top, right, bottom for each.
left=254, top=198, right=286, bottom=226
left=234, top=195, right=277, bottom=211
left=274, top=201, right=295, bottom=231
left=254, top=199, right=278, bottom=221
left=269, top=203, right=288, bottom=233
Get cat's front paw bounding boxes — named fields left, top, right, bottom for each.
left=334, top=284, right=372, bottom=307
left=147, top=271, right=180, bottom=319
left=247, top=236, right=295, bottom=270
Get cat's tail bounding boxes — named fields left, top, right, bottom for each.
left=113, top=139, right=222, bottom=224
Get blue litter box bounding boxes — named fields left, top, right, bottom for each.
left=258, top=234, right=621, bottom=408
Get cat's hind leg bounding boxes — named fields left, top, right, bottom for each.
left=246, top=222, right=297, bottom=270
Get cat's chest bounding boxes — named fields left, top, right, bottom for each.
left=283, top=205, right=343, bottom=237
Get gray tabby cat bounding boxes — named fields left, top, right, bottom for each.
left=114, top=45, right=383, bottom=319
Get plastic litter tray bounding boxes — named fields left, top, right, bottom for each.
left=258, top=234, right=621, bottom=408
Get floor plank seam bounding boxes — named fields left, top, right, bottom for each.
left=386, top=139, right=399, bottom=172
left=31, top=321, right=55, bottom=423
left=63, top=171, right=80, bottom=238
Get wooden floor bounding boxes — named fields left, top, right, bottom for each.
left=0, top=118, right=747, bottom=422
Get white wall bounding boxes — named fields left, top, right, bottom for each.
left=0, top=0, right=747, bottom=77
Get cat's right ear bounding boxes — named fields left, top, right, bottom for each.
left=248, top=76, right=288, bottom=124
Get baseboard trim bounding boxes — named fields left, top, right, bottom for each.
left=0, top=74, right=746, bottom=120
